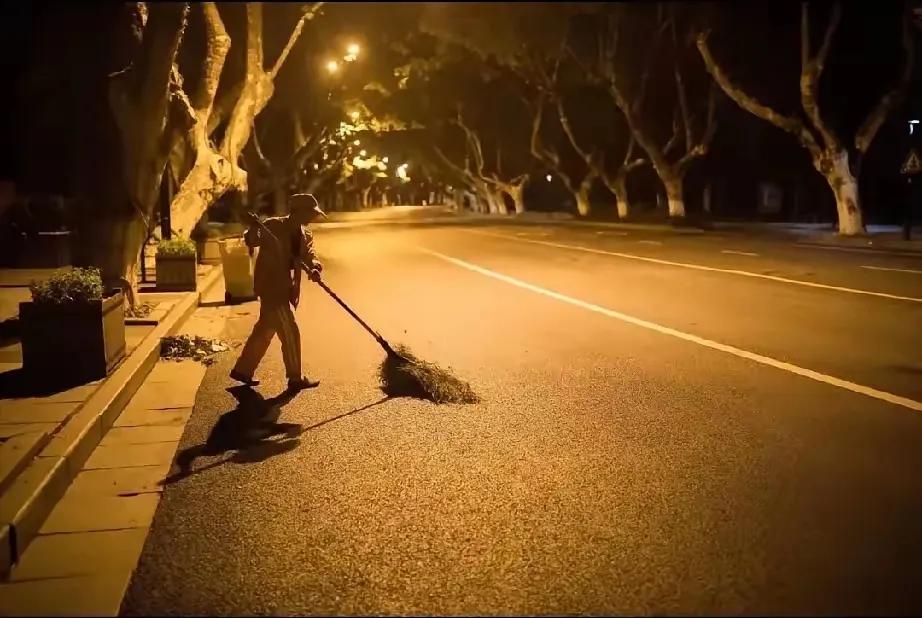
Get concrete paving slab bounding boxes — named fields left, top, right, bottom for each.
left=84, top=442, right=179, bottom=470
left=0, top=570, right=131, bottom=616
left=145, top=359, right=207, bottom=385
left=3, top=382, right=101, bottom=407
left=124, top=384, right=200, bottom=410
left=0, top=402, right=78, bottom=425
left=0, top=423, right=57, bottom=440
left=0, top=431, right=51, bottom=494
left=100, top=425, right=185, bottom=445
left=113, top=407, right=192, bottom=428
left=10, top=528, right=149, bottom=582
left=39, top=494, right=159, bottom=534
left=67, top=464, right=170, bottom=496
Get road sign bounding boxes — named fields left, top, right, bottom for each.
left=902, top=148, right=922, bottom=175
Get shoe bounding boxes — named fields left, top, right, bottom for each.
left=288, top=376, right=320, bottom=391
left=229, top=370, right=260, bottom=386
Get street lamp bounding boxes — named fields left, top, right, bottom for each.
left=545, top=174, right=552, bottom=182
left=344, top=42, right=360, bottom=63
left=325, top=60, right=340, bottom=74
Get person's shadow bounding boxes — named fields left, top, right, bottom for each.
left=161, top=385, right=303, bottom=485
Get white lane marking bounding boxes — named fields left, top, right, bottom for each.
left=722, top=250, right=760, bottom=257
left=860, top=265, right=922, bottom=275
left=419, top=248, right=922, bottom=412
left=461, top=229, right=922, bottom=304
left=795, top=244, right=922, bottom=258
left=638, top=240, right=663, bottom=245
left=597, top=231, right=629, bottom=236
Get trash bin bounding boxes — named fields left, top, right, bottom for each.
left=218, top=237, right=256, bottom=304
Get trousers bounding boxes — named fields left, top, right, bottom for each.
left=232, top=299, right=301, bottom=380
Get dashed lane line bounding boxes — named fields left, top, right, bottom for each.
left=419, top=248, right=922, bottom=413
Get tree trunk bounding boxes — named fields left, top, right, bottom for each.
left=613, top=173, right=630, bottom=220
left=574, top=172, right=596, bottom=217
left=822, top=150, right=864, bottom=235
left=507, top=183, right=525, bottom=214
left=662, top=172, right=686, bottom=219
left=575, top=190, right=591, bottom=217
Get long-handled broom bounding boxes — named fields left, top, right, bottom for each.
left=243, top=211, right=478, bottom=404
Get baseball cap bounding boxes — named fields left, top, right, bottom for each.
left=288, top=193, right=327, bottom=219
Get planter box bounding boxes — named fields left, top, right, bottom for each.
left=19, top=292, right=126, bottom=383
left=196, top=238, right=222, bottom=265
left=156, top=254, right=197, bottom=292
left=20, top=231, right=73, bottom=268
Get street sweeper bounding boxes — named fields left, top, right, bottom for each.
left=229, top=193, right=326, bottom=391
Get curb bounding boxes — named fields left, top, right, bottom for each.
left=795, top=238, right=922, bottom=258
left=0, top=265, right=223, bottom=578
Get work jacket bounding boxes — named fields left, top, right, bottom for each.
left=244, top=216, right=319, bottom=304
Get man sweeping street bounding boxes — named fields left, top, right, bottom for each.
left=230, top=193, right=326, bottom=391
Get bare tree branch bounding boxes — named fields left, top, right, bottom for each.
left=697, top=31, right=823, bottom=161
left=855, top=4, right=916, bottom=154
left=192, top=3, right=230, bottom=113
left=268, top=2, right=324, bottom=79
left=800, top=2, right=843, bottom=150
left=663, top=106, right=682, bottom=156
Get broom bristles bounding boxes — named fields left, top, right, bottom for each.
left=379, top=344, right=479, bottom=404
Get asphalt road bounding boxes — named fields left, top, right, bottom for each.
left=122, top=220, right=922, bottom=616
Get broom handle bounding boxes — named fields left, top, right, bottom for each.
left=310, top=275, right=393, bottom=352
left=245, top=211, right=395, bottom=354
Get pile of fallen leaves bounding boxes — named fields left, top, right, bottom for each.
left=125, top=302, right=155, bottom=319
left=160, top=334, right=229, bottom=366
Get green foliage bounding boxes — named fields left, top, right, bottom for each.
left=29, top=267, right=104, bottom=305
left=156, top=238, right=196, bottom=258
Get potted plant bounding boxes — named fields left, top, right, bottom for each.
left=155, top=238, right=197, bottom=291
left=20, top=267, right=125, bottom=382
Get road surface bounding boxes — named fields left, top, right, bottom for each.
left=122, top=220, right=922, bottom=615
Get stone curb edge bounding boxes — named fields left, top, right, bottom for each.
left=0, top=265, right=223, bottom=579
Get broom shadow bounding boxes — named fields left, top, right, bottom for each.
left=160, top=391, right=391, bottom=486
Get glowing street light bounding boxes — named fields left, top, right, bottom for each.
left=344, top=42, right=360, bottom=63
left=545, top=174, right=553, bottom=182
left=353, top=139, right=360, bottom=146
left=325, top=60, right=340, bottom=74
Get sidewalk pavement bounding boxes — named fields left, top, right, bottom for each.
left=708, top=222, right=922, bottom=254
left=0, top=272, right=254, bottom=616
left=0, top=264, right=222, bottom=585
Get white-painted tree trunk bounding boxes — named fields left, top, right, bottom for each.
left=574, top=190, right=591, bottom=217
left=821, top=150, right=864, bottom=236
left=613, top=174, right=630, bottom=220
left=663, top=174, right=686, bottom=219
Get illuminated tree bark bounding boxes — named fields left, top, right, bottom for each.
left=697, top=2, right=915, bottom=235
left=169, top=3, right=324, bottom=237
left=103, top=2, right=192, bottom=303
